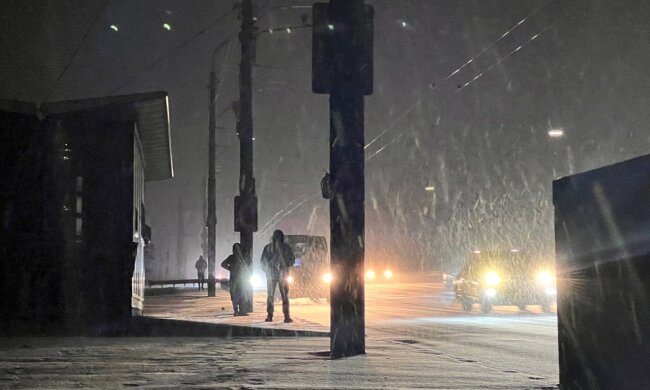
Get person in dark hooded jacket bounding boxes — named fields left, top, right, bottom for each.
left=260, top=230, right=295, bottom=323
left=221, top=243, right=249, bottom=316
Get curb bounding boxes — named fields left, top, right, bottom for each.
left=127, top=317, right=330, bottom=338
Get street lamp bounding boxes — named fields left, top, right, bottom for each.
left=548, top=128, right=564, bottom=138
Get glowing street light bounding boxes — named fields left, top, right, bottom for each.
left=110, top=24, right=119, bottom=32
left=327, top=24, right=335, bottom=31
left=548, top=128, right=564, bottom=138
left=163, top=23, right=172, bottom=31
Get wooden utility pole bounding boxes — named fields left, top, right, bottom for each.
left=206, top=70, right=218, bottom=296
left=235, top=0, right=257, bottom=313
left=313, top=0, right=373, bottom=358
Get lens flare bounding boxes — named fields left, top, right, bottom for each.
left=286, top=275, right=294, bottom=284
left=538, top=271, right=554, bottom=285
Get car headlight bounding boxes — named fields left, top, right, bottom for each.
left=383, top=269, right=393, bottom=279
left=322, top=273, right=332, bottom=284
left=366, top=270, right=376, bottom=280
left=537, top=271, right=554, bottom=286
left=484, top=288, right=497, bottom=298
left=484, top=271, right=501, bottom=286
left=249, top=273, right=264, bottom=289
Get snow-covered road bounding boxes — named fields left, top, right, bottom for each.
left=0, top=281, right=559, bottom=388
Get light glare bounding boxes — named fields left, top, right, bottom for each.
left=485, top=271, right=501, bottom=286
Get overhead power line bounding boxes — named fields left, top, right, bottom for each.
left=42, top=0, right=111, bottom=103
left=364, top=0, right=555, bottom=151
left=109, top=9, right=235, bottom=95
left=365, top=0, right=589, bottom=162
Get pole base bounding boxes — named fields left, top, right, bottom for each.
left=207, top=280, right=216, bottom=297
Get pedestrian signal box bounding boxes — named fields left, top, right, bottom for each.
left=234, top=195, right=258, bottom=232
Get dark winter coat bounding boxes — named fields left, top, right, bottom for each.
left=260, top=242, right=295, bottom=280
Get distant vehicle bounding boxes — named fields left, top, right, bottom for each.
left=284, top=235, right=330, bottom=301
left=365, top=262, right=394, bottom=283
left=453, top=251, right=556, bottom=313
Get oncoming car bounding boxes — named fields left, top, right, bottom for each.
left=453, top=250, right=556, bottom=313
left=365, top=260, right=394, bottom=283
left=283, top=235, right=330, bottom=301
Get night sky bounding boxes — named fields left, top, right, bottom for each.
left=2, top=0, right=649, bottom=278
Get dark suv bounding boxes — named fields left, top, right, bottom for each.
left=453, top=251, right=556, bottom=313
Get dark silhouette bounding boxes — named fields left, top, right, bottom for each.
left=261, top=230, right=295, bottom=323
left=221, top=243, right=248, bottom=316
left=195, top=255, right=207, bottom=291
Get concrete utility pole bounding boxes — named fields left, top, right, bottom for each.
left=235, top=0, right=257, bottom=313
left=313, top=0, right=373, bottom=358
left=206, top=69, right=218, bottom=297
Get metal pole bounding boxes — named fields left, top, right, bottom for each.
left=329, top=0, right=366, bottom=358
left=207, top=70, right=217, bottom=297
left=238, top=0, right=256, bottom=313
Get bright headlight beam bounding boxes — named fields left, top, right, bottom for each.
left=538, top=271, right=554, bottom=285
left=366, top=270, right=376, bottom=280
left=322, top=273, right=332, bottom=283
left=383, top=269, right=393, bottom=279
left=485, top=271, right=501, bottom=286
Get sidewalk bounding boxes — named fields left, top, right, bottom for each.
left=0, top=336, right=558, bottom=389
left=143, top=288, right=330, bottom=337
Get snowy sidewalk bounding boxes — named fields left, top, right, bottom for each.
left=0, top=336, right=558, bottom=389
left=143, top=288, right=330, bottom=336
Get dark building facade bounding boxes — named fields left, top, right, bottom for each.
left=554, top=154, right=650, bottom=389
left=0, top=92, right=173, bottom=335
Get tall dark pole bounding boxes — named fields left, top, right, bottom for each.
left=327, top=0, right=371, bottom=358
left=237, top=0, right=256, bottom=313
left=206, top=70, right=217, bottom=297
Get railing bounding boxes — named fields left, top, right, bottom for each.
left=147, top=278, right=230, bottom=288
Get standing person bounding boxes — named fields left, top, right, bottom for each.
left=195, top=255, right=207, bottom=291
left=221, top=243, right=249, bottom=316
left=260, top=230, right=295, bottom=323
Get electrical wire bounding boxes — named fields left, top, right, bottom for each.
left=363, top=0, right=556, bottom=151
left=365, top=0, right=589, bottom=162
left=42, top=0, right=111, bottom=103
left=109, top=8, right=235, bottom=95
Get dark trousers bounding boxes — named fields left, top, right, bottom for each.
left=197, top=271, right=205, bottom=290
left=266, top=277, right=290, bottom=318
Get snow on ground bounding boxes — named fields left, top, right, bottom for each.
left=0, top=336, right=558, bottom=389
left=0, top=282, right=559, bottom=389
